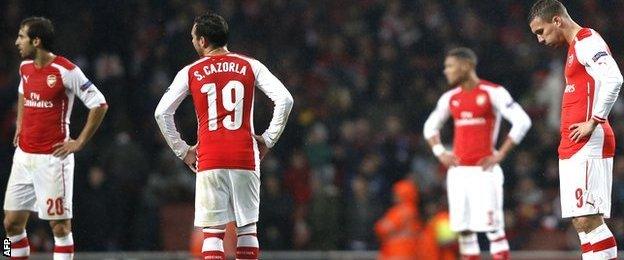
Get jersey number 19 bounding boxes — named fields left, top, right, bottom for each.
left=201, top=80, right=244, bottom=131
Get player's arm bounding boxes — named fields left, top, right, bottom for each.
left=423, top=92, right=457, bottom=167
left=154, top=67, right=195, bottom=171
left=14, top=94, right=24, bottom=147
left=480, top=87, right=531, bottom=170
left=251, top=60, right=294, bottom=159
left=14, top=77, right=25, bottom=147
left=569, top=37, right=623, bottom=142
left=53, top=67, right=108, bottom=157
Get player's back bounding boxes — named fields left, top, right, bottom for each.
left=187, top=53, right=257, bottom=172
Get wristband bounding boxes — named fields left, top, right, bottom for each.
left=432, top=144, right=446, bottom=157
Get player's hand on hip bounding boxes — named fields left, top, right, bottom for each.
left=478, top=152, right=503, bottom=171
left=568, top=119, right=598, bottom=143
left=253, top=134, right=270, bottom=161
left=437, top=152, right=459, bottom=168
left=52, top=139, right=84, bottom=157
left=184, top=145, right=198, bottom=173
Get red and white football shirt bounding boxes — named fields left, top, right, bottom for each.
left=155, top=53, right=293, bottom=172
left=559, top=28, right=623, bottom=159
left=18, top=55, right=107, bottom=154
left=423, top=80, right=531, bottom=165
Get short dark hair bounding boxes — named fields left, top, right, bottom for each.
left=193, top=12, right=229, bottom=47
left=20, top=16, right=55, bottom=51
left=447, top=47, right=478, bottom=65
left=528, top=0, right=567, bottom=23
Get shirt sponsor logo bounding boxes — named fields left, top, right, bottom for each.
left=47, top=74, right=57, bottom=88
left=567, top=54, right=574, bottom=66
left=564, top=84, right=575, bottom=93
left=456, top=117, right=486, bottom=126
left=25, top=92, right=53, bottom=108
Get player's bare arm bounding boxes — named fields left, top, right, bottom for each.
left=253, top=134, right=269, bottom=160
left=183, top=144, right=198, bottom=173
left=52, top=105, right=107, bottom=157
left=479, top=137, right=516, bottom=171
left=426, top=134, right=458, bottom=168
left=13, top=93, right=24, bottom=147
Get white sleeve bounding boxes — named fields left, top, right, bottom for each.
left=18, top=76, right=24, bottom=94
left=576, top=35, right=624, bottom=123
left=154, top=67, right=191, bottom=159
left=64, top=67, right=107, bottom=109
left=251, top=59, right=294, bottom=148
left=423, top=92, right=451, bottom=140
left=490, top=87, right=532, bottom=144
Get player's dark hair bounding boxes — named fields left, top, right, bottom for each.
left=528, top=0, right=567, bottom=23
left=447, top=47, right=478, bottom=65
left=20, top=16, right=55, bottom=52
left=193, top=12, right=229, bottom=48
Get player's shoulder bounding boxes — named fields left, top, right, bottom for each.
left=228, top=52, right=265, bottom=70
left=574, top=28, right=610, bottom=61
left=19, top=60, right=34, bottom=74
left=440, top=86, right=462, bottom=100
left=477, top=79, right=503, bottom=90
left=227, top=52, right=257, bottom=62
left=575, top=28, right=607, bottom=48
left=576, top=28, right=594, bottom=41
left=19, top=59, right=34, bottom=68
left=51, top=55, right=77, bottom=71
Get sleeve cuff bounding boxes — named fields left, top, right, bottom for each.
left=177, top=143, right=191, bottom=159
left=261, top=132, right=275, bottom=148
left=592, top=115, right=607, bottom=123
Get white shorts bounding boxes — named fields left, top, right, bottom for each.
left=3, top=147, right=74, bottom=220
left=194, top=169, right=259, bottom=228
left=447, top=165, right=504, bottom=232
left=559, top=155, right=612, bottom=219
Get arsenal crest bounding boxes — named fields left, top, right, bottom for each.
left=47, top=75, right=57, bottom=88
left=476, top=94, right=486, bottom=106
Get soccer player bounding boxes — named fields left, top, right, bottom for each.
left=154, top=12, right=293, bottom=260
left=423, top=47, right=532, bottom=260
left=4, top=17, right=108, bottom=260
left=528, top=1, right=623, bottom=259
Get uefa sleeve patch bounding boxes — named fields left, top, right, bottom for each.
left=592, top=51, right=608, bottom=62
left=80, top=81, right=93, bottom=91
left=506, top=101, right=515, bottom=108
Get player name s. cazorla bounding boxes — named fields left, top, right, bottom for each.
left=193, top=61, right=248, bottom=81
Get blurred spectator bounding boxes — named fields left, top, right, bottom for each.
left=74, top=166, right=118, bottom=251
left=258, top=174, right=294, bottom=250
left=345, top=175, right=382, bottom=250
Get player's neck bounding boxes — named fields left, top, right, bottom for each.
left=33, top=50, right=56, bottom=68
left=203, top=46, right=229, bottom=57
left=564, top=21, right=583, bottom=45
left=460, top=74, right=480, bottom=91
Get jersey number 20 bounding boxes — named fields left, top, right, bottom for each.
left=201, top=80, right=244, bottom=131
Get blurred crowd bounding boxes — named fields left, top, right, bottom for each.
left=2, top=0, right=624, bottom=253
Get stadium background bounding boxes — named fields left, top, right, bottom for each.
left=1, top=0, right=624, bottom=257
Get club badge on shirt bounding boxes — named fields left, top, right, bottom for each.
left=476, top=94, right=486, bottom=106
left=47, top=75, right=57, bottom=88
